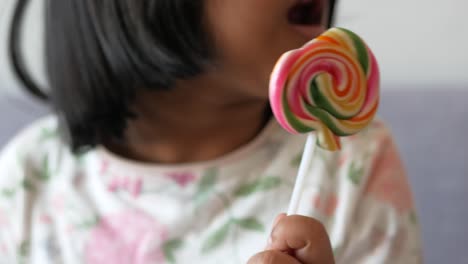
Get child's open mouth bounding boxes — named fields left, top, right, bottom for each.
left=288, top=0, right=324, bottom=38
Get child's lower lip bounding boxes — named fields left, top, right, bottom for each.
left=291, top=25, right=319, bottom=39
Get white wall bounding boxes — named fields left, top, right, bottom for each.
left=336, top=0, right=468, bottom=86
left=0, top=0, right=46, bottom=98
left=0, top=0, right=467, bottom=99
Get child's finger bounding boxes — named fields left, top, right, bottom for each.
left=247, top=250, right=301, bottom=264
left=267, top=215, right=335, bottom=264
left=265, top=213, right=287, bottom=250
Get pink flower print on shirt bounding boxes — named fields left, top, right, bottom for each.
left=85, top=210, right=168, bottom=264
left=371, top=120, right=385, bottom=129
left=0, top=209, right=8, bottom=227
left=73, top=171, right=85, bottom=188
left=338, top=154, right=348, bottom=168
left=40, top=214, right=52, bottom=225
left=0, top=243, right=6, bottom=254
left=313, top=193, right=338, bottom=217
left=365, top=142, right=414, bottom=214
left=166, top=172, right=196, bottom=187
left=51, top=193, right=66, bottom=212
left=99, top=159, right=110, bottom=175
left=108, top=177, right=143, bottom=197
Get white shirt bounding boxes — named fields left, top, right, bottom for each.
left=0, top=117, right=422, bottom=263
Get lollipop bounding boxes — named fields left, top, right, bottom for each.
left=269, top=28, right=380, bottom=214
left=270, top=27, right=380, bottom=151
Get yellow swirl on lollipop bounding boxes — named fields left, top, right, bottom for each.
left=269, top=27, right=380, bottom=151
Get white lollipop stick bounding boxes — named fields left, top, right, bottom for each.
left=287, top=134, right=317, bottom=215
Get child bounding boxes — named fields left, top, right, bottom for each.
left=1, top=0, right=422, bottom=263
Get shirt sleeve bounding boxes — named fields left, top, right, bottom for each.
left=0, top=121, right=49, bottom=263
left=0, top=138, right=29, bottom=262
left=335, top=131, right=423, bottom=264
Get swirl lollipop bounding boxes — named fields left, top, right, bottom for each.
left=269, top=28, right=380, bottom=214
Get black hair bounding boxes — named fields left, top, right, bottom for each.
left=328, top=0, right=337, bottom=27
left=9, top=0, right=337, bottom=153
left=11, top=0, right=211, bottom=152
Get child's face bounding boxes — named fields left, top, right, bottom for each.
left=205, top=0, right=329, bottom=98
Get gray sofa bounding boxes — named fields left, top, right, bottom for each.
left=1, top=86, right=467, bottom=263
left=379, top=85, right=468, bottom=263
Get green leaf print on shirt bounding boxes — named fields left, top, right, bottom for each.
left=291, top=152, right=302, bottom=167
left=410, top=211, right=419, bottom=225
left=75, top=151, right=87, bottom=165
left=201, top=221, right=232, bottom=253
left=234, top=176, right=282, bottom=197
left=18, top=240, right=30, bottom=264
left=201, top=217, right=266, bottom=255
left=39, top=156, right=51, bottom=182
left=291, top=147, right=327, bottom=167
left=76, top=215, right=100, bottom=230
left=348, top=162, right=364, bottom=185
left=194, top=168, right=267, bottom=258
left=163, top=239, right=184, bottom=264
left=332, top=247, right=342, bottom=258
left=1, top=188, right=16, bottom=198
left=235, top=218, right=264, bottom=232
left=194, top=168, right=218, bottom=209
left=198, top=168, right=217, bottom=192
left=21, top=179, right=35, bottom=191
left=38, top=127, right=59, bottom=142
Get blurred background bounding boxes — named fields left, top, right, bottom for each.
left=1, top=0, right=467, bottom=263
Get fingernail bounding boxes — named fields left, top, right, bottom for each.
left=272, top=213, right=286, bottom=227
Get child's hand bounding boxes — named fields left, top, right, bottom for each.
left=247, top=214, right=335, bottom=264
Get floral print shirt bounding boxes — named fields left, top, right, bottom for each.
left=0, top=117, right=422, bottom=263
